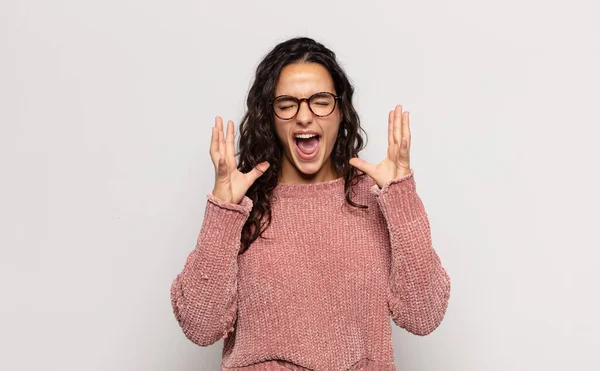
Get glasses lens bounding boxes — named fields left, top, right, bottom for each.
left=273, top=97, right=298, bottom=119
left=309, top=93, right=335, bottom=116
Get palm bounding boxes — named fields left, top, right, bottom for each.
left=349, top=105, right=412, bottom=188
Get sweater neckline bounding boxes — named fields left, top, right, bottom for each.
left=273, top=176, right=346, bottom=198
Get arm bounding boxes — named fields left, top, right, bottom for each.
left=170, top=193, right=252, bottom=346
left=371, top=171, right=451, bottom=336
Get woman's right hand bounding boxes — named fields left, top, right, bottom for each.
left=210, top=116, right=270, bottom=204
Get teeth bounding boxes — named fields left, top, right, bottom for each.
left=295, top=133, right=318, bottom=139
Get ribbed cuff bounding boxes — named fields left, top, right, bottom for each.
left=207, top=193, right=253, bottom=214
left=369, top=169, right=416, bottom=195
left=370, top=170, right=426, bottom=226
left=200, top=193, right=253, bottom=242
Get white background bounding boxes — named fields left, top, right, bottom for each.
left=2, top=0, right=599, bottom=370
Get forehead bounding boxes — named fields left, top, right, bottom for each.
left=275, top=62, right=336, bottom=97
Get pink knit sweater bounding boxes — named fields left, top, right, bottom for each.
left=170, top=170, right=450, bottom=370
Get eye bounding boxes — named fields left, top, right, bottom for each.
left=310, top=93, right=334, bottom=106
left=274, top=97, right=297, bottom=109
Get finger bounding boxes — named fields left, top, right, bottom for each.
left=226, top=120, right=236, bottom=170
left=403, top=111, right=411, bottom=151
left=217, top=119, right=225, bottom=159
left=217, top=119, right=227, bottom=176
left=210, top=117, right=222, bottom=160
left=214, top=115, right=223, bottom=131
left=394, top=105, right=402, bottom=145
left=387, top=110, right=394, bottom=147
left=349, top=157, right=376, bottom=177
left=245, top=161, right=270, bottom=184
left=210, top=125, right=219, bottom=165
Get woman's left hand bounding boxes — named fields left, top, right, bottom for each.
left=349, top=105, right=412, bottom=188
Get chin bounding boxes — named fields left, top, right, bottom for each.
left=293, top=152, right=332, bottom=178
left=294, top=162, right=323, bottom=176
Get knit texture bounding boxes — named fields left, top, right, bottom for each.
left=170, top=170, right=451, bottom=370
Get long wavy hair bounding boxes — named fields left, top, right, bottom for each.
left=237, top=37, right=368, bottom=254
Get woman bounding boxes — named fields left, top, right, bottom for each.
left=170, top=37, right=451, bottom=371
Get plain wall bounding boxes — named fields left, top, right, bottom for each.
left=1, top=0, right=599, bottom=370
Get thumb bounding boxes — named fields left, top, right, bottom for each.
left=245, top=161, right=270, bottom=184
left=349, top=157, right=375, bottom=177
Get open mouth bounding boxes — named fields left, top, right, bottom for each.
left=294, top=134, right=320, bottom=160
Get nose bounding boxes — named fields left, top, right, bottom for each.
left=295, top=100, right=313, bottom=126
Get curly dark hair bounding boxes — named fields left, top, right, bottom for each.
left=237, top=37, right=368, bottom=254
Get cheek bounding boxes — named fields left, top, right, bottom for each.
left=325, top=118, right=342, bottom=144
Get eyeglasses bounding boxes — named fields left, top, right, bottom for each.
left=271, top=92, right=340, bottom=120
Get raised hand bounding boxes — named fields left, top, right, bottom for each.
left=210, top=116, right=270, bottom=204
left=349, top=105, right=412, bottom=188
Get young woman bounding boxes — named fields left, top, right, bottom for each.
left=171, top=37, right=451, bottom=371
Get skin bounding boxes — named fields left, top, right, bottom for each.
left=273, top=62, right=343, bottom=184
left=210, top=63, right=413, bottom=204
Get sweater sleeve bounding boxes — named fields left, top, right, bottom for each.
left=170, top=193, right=252, bottom=346
left=370, top=170, right=451, bottom=336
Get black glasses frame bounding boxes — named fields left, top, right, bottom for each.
left=270, top=92, right=340, bottom=120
